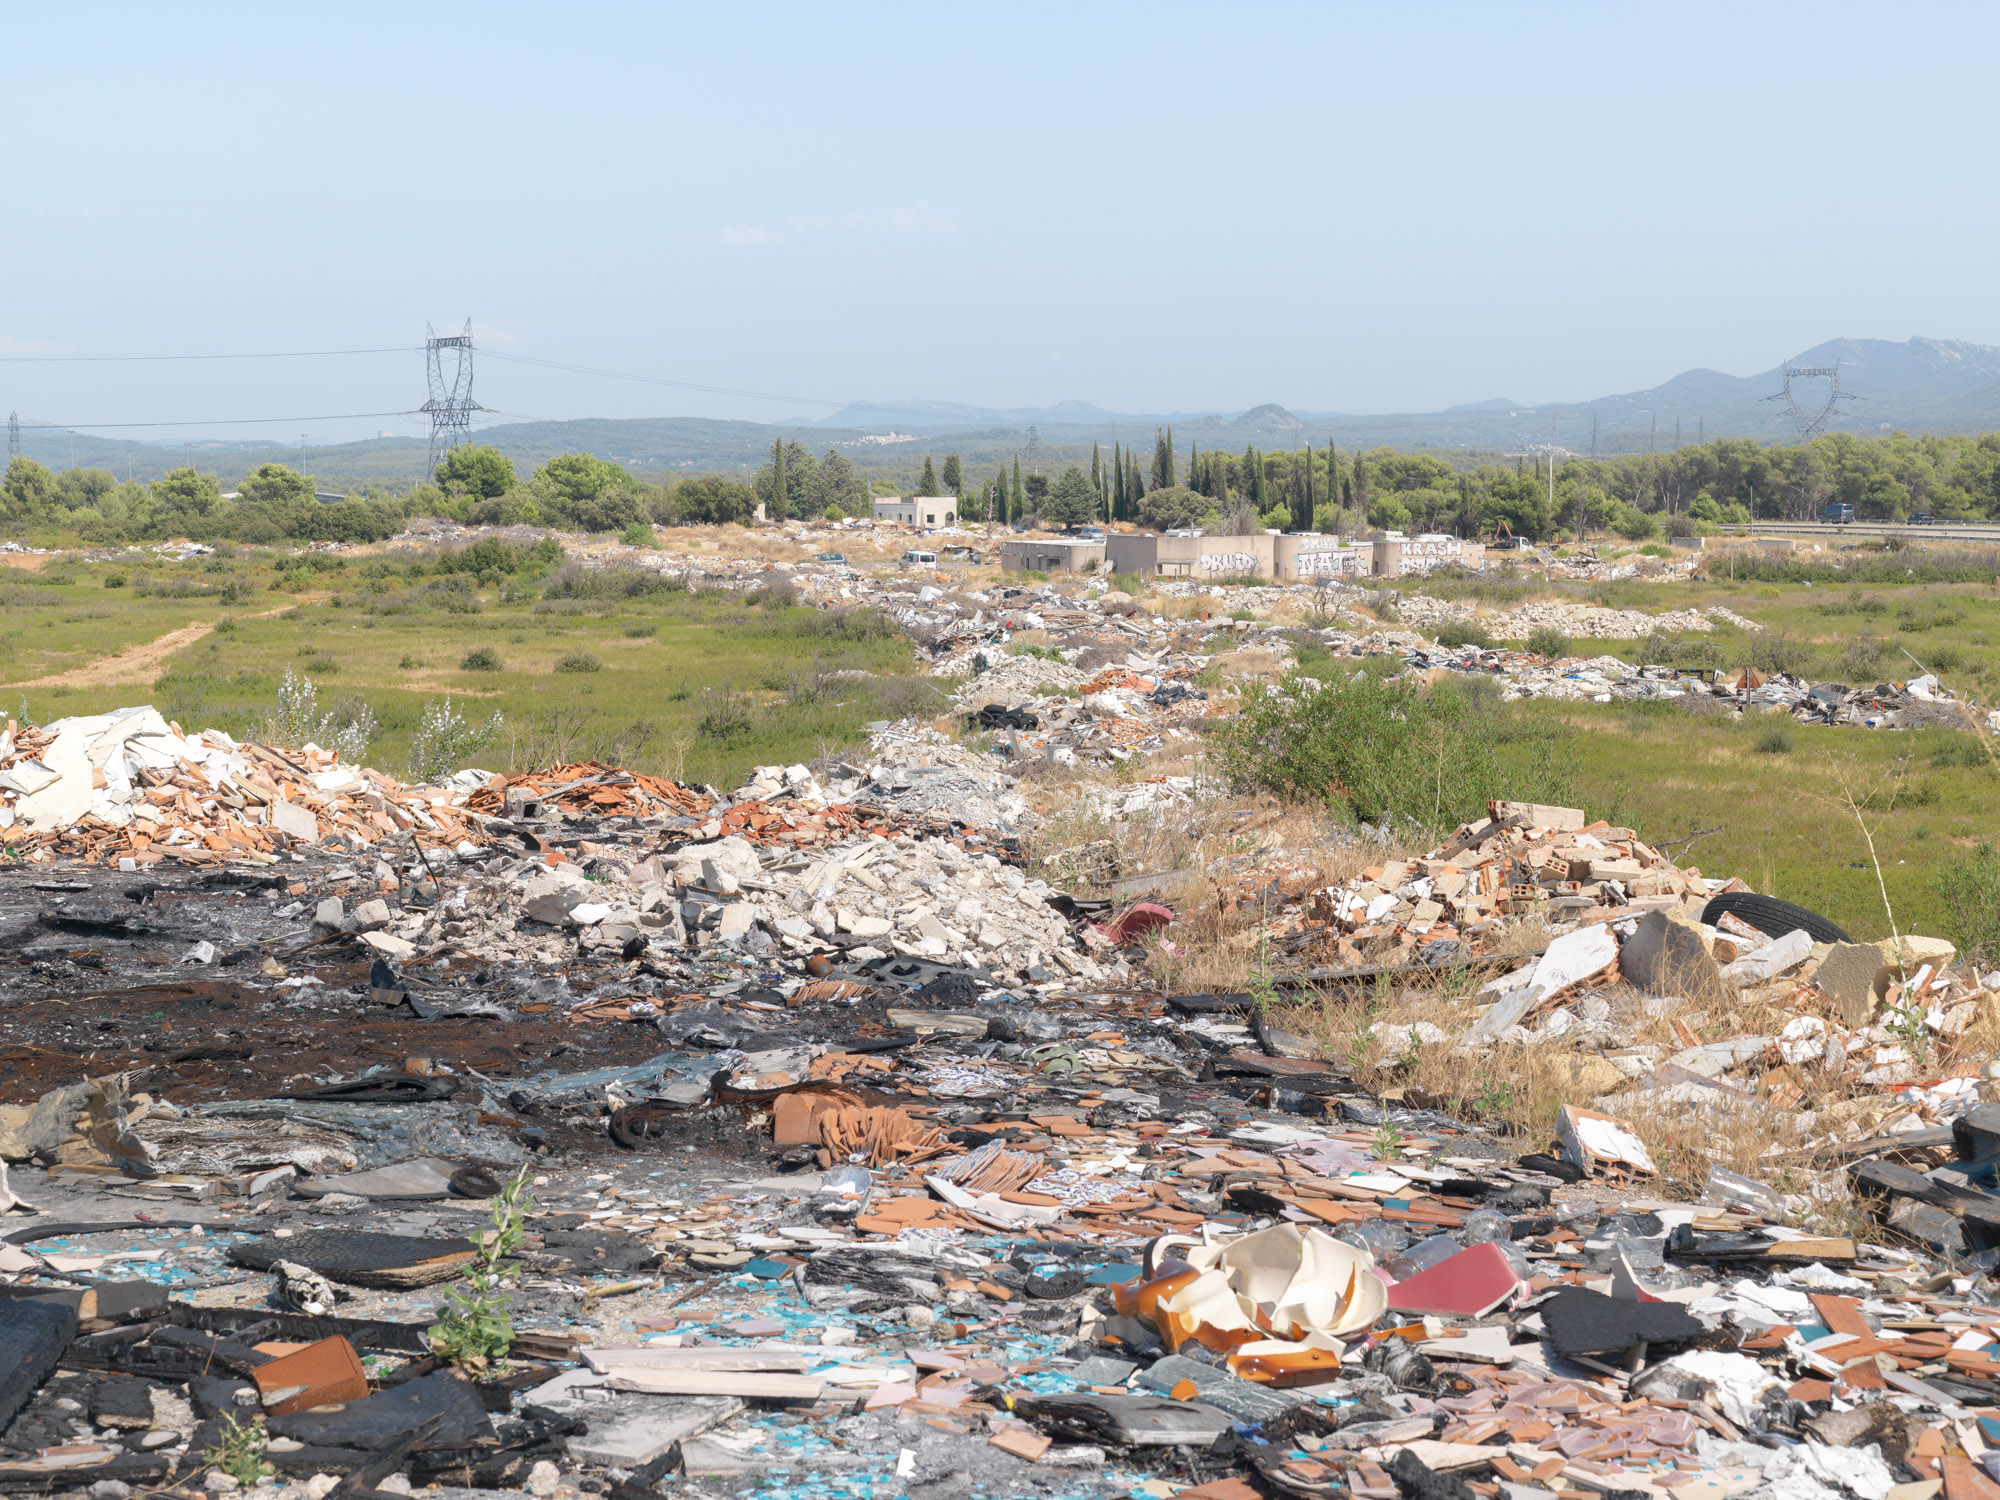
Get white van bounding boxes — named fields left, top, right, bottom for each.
left=900, top=550, right=938, bottom=566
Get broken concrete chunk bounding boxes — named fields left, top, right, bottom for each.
left=1718, top=927, right=1812, bottom=988
left=268, top=797, right=319, bottom=842
left=1817, top=934, right=1958, bottom=1026
left=1620, top=909, right=1725, bottom=1003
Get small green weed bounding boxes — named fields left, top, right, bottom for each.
left=430, top=1167, right=533, bottom=1373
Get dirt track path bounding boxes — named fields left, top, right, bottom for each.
left=7, top=605, right=293, bottom=690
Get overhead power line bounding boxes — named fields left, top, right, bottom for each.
left=0, top=346, right=414, bottom=364
left=480, top=349, right=844, bottom=409
left=19, top=410, right=419, bottom=431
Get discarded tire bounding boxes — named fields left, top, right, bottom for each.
left=1698, top=892, right=1852, bottom=945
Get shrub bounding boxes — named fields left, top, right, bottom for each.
left=695, top=687, right=752, bottom=741
left=461, top=646, right=503, bottom=672
left=102, top=572, right=127, bottom=589
left=554, top=649, right=603, bottom=673
left=1211, top=675, right=1577, bottom=832
left=1753, top=723, right=1794, bottom=754
left=408, top=696, right=503, bottom=783
left=262, top=667, right=376, bottom=761
left=1111, top=572, right=1144, bottom=596
left=1524, top=624, right=1570, bottom=658
left=620, top=523, right=656, bottom=548
left=623, top=622, right=657, bottom=638
left=542, top=562, right=678, bottom=600
left=1432, top=619, right=1493, bottom=650
left=1934, top=842, right=2000, bottom=963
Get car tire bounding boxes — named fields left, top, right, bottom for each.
left=1698, top=892, right=1852, bottom=945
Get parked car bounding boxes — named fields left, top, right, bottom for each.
left=900, top=550, right=938, bottom=566
left=1819, top=503, right=1855, bottom=524
left=813, top=551, right=848, bottom=563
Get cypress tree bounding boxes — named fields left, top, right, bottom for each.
left=918, top=454, right=939, bottom=496
left=993, top=466, right=1007, bottom=525
left=1165, top=426, right=1177, bottom=489
left=1112, top=445, right=1124, bottom=521
left=771, top=437, right=788, bottom=518
left=1091, top=442, right=1101, bottom=491
left=1302, top=442, right=1313, bottom=521
left=1011, top=455, right=1023, bottom=521
left=1251, top=447, right=1268, bottom=510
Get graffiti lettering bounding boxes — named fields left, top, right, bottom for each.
left=1198, top=552, right=1259, bottom=573
left=1293, top=548, right=1363, bottom=576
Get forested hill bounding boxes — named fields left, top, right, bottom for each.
left=14, top=336, right=2000, bottom=488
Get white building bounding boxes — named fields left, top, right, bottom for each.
left=872, top=495, right=957, bottom=528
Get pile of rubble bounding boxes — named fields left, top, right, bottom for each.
left=0, top=707, right=488, bottom=868
left=1391, top=593, right=1750, bottom=640
left=5, top=613, right=2000, bottom=1496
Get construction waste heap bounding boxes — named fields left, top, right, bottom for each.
left=3, top=567, right=2000, bottom=1500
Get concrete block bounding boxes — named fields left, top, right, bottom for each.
left=1620, top=910, right=1725, bottom=1002
left=348, top=899, right=392, bottom=933
left=565, top=1396, right=745, bottom=1467
left=1719, top=928, right=1813, bottom=988
left=268, top=798, right=319, bottom=843
left=1491, top=801, right=1586, bottom=831
left=1817, top=935, right=1958, bottom=1027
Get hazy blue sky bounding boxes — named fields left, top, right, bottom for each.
left=4, top=3, right=1996, bottom=442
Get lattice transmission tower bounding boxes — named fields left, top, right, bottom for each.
left=1764, top=358, right=1857, bottom=441
left=6, top=411, right=18, bottom=460
left=420, top=320, right=482, bottom=473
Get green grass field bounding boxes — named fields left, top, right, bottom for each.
left=1, top=551, right=935, bottom=790
left=6, top=541, right=1997, bottom=942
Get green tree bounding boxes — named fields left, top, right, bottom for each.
left=1113, top=445, right=1126, bottom=520
left=151, top=467, right=223, bottom=519
left=1090, top=442, right=1101, bottom=493
left=53, top=468, right=115, bottom=509
left=1043, top=465, right=1101, bottom=528
left=1138, top=486, right=1215, bottom=530
left=771, top=437, right=788, bottom=517
left=673, top=474, right=759, bottom=525
left=941, top=453, right=962, bottom=497
left=918, top=455, right=940, bottom=495
left=814, top=449, right=868, bottom=512
left=1, top=456, right=56, bottom=517
left=1011, top=455, right=1023, bottom=519
left=239, top=463, right=316, bottom=507
left=435, top=445, right=516, bottom=498
left=1023, top=472, right=1050, bottom=513
left=535, top=452, right=629, bottom=508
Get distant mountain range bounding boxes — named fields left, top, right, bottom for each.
left=15, top=336, right=2000, bottom=488
left=814, top=337, right=2000, bottom=447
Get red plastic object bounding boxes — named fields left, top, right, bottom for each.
left=1382, top=1242, right=1522, bottom=1318
left=1093, top=902, right=1174, bottom=946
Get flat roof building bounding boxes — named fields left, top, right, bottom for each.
left=872, top=496, right=958, bottom=528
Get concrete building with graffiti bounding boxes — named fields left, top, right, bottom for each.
left=1095, top=531, right=1482, bottom=581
